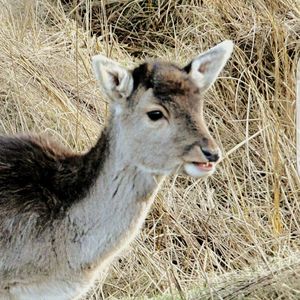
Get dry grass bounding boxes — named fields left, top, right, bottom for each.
left=0, top=0, right=300, bottom=299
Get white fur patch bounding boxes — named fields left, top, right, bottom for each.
left=114, top=104, right=123, bottom=116
left=184, top=163, right=215, bottom=177
left=8, top=279, right=89, bottom=300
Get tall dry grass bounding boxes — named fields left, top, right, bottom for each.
left=0, top=0, right=300, bottom=299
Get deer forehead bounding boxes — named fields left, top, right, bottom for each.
left=132, top=61, right=202, bottom=113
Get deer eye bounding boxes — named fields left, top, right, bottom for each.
left=147, top=110, right=164, bottom=121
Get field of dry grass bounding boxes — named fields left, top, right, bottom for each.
left=0, top=0, right=299, bottom=299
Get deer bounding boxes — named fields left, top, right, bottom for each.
left=0, top=40, right=233, bottom=300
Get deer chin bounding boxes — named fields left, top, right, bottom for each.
left=183, top=162, right=216, bottom=177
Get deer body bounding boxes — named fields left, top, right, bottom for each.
left=0, top=124, right=161, bottom=300
left=0, top=41, right=233, bottom=299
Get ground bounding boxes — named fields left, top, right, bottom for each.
left=0, top=0, right=299, bottom=299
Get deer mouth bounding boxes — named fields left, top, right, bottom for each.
left=192, top=162, right=214, bottom=171
left=183, top=162, right=216, bottom=177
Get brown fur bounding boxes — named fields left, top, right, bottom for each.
left=0, top=130, right=108, bottom=224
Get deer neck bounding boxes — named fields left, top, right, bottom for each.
left=66, top=115, right=163, bottom=269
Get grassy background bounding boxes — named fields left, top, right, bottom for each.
left=0, top=0, right=300, bottom=299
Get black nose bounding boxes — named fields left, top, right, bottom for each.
left=201, top=148, right=220, bottom=162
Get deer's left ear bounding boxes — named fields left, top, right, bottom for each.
left=92, top=55, right=133, bottom=101
left=184, top=40, right=234, bottom=93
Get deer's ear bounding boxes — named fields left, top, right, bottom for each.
left=92, top=55, right=133, bottom=101
left=184, top=40, right=234, bottom=93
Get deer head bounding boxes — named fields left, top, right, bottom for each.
left=92, top=40, right=233, bottom=177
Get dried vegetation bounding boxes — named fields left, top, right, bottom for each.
left=0, top=0, right=299, bottom=299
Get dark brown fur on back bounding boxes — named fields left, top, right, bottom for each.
left=0, top=131, right=108, bottom=222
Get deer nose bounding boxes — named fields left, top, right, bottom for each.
left=201, top=147, right=220, bottom=162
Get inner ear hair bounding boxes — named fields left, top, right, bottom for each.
left=92, top=55, right=134, bottom=101
left=184, top=40, right=234, bottom=92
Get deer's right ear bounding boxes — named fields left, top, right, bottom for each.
left=92, top=55, right=133, bottom=101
